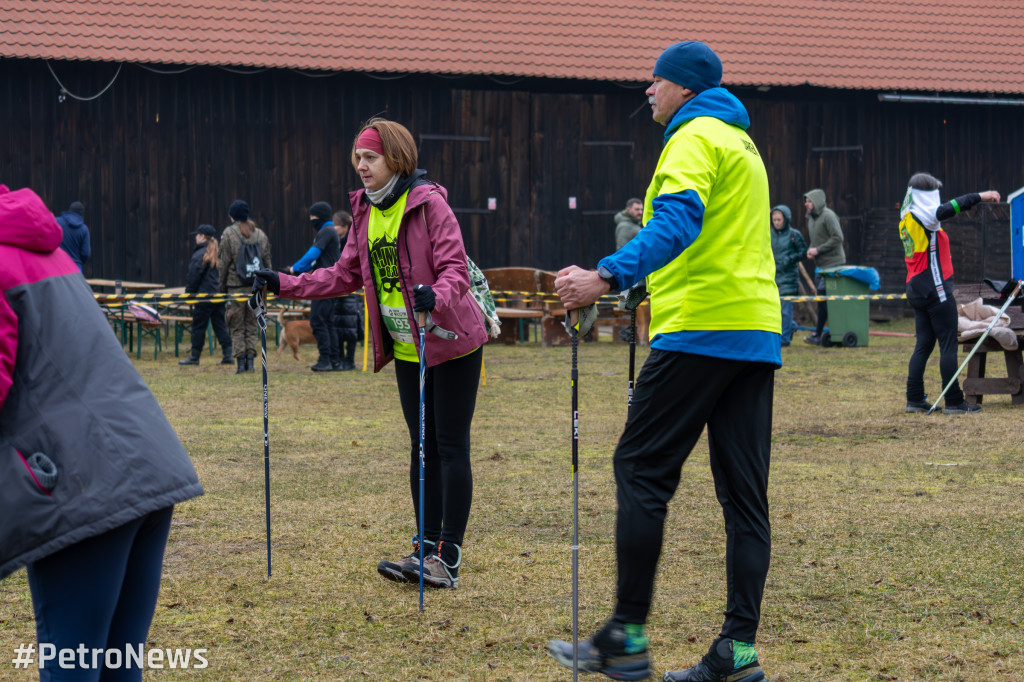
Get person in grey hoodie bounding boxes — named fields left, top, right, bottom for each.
left=55, top=200, right=91, bottom=270
left=802, top=188, right=845, bottom=344
left=770, top=204, right=807, bottom=345
left=1, top=184, right=203, bottom=679
left=614, top=197, right=643, bottom=250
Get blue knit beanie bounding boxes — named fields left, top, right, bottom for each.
left=653, top=41, right=722, bottom=93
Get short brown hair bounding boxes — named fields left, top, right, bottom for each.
left=332, top=210, right=353, bottom=227
left=626, top=197, right=643, bottom=209
left=351, top=118, right=418, bottom=177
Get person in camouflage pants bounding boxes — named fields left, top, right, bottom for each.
left=218, top=199, right=271, bottom=373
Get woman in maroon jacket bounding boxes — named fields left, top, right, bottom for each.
left=254, top=118, right=487, bottom=589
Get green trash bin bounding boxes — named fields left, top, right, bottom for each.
left=819, top=266, right=871, bottom=347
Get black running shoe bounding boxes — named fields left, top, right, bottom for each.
left=905, top=398, right=933, bottom=413
left=663, top=637, right=764, bottom=682
left=547, top=618, right=652, bottom=680
left=943, top=401, right=981, bottom=414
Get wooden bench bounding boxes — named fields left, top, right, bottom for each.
left=481, top=267, right=546, bottom=344
left=953, top=283, right=1024, bottom=406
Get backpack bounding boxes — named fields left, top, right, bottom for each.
left=419, top=193, right=501, bottom=339
left=235, top=239, right=262, bottom=285
left=467, top=255, right=501, bottom=339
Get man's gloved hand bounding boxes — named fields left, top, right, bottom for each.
left=413, top=284, right=436, bottom=312
left=252, top=269, right=280, bottom=295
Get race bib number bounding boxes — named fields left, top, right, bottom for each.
left=380, top=303, right=414, bottom=344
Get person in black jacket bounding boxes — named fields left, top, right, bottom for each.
left=289, top=201, right=342, bottom=371
left=332, top=210, right=362, bottom=370
left=179, top=224, right=233, bottom=365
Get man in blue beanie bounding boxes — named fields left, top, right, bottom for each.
left=548, top=40, right=777, bottom=682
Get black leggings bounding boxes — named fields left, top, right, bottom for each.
left=189, top=302, right=231, bottom=356
left=906, top=283, right=963, bottom=406
left=613, top=350, right=774, bottom=644
left=394, top=347, right=482, bottom=548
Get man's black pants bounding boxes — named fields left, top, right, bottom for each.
left=814, top=274, right=828, bottom=337
left=310, top=298, right=340, bottom=364
left=613, top=349, right=774, bottom=644
left=906, top=282, right=963, bottom=406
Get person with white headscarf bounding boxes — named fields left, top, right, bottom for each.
left=899, top=172, right=999, bottom=414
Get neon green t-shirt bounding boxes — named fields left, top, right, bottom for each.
left=367, top=192, right=418, bottom=362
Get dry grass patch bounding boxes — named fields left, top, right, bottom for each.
left=2, top=319, right=1023, bottom=680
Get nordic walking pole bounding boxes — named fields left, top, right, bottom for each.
left=568, top=307, right=580, bottom=682
left=927, top=279, right=1023, bottom=414
left=622, top=283, right=647, bottom=408
left=249, top=285, right=272, bottom=579
left=416, top=307, right=427, bottom=612
left=628, top=307, right=636, bottom=407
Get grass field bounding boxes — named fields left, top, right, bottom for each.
left=2, top=318, right=1023, bottom=680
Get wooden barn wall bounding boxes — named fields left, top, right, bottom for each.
left=2, top=58, right=1022, bottom=294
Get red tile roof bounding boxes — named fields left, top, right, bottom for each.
left=3, top=0, right=1024, bottom=94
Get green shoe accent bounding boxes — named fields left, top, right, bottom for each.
left=731, top=640, right=758, bottom=668
left=623, top=623, right=649, bottom=655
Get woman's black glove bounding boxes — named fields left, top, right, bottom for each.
left=413, top=284, right=436, bottom=312
left=252, top=269, right=280, bottom=295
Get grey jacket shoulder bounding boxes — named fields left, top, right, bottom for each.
left=0, top=273, right=202, bottom=579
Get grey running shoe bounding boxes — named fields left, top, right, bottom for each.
left=944, top=401, right=981, bottom=414
left=376, top=537, right=434, bottom=583
left=663, top=637, right=764, bottom=682
left=547, top=618, right=652, bottom=680
left=402, top=541, right=460, bottom=588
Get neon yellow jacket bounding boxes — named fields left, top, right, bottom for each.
left=598, top=88, right=780, bottom=364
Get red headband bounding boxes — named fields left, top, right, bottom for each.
left=355, top=128, right=384, bottom=155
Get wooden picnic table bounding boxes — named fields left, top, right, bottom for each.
left=87, top=278, right=166, bottom=292
left=954, top=283, right=1024, bottom=406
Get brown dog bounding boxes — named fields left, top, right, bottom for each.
left=277, top=311, right=316, bottom=361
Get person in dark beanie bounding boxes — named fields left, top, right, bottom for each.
left=289, top=201, right=342, bottom=371
left=56, top=200, right=91, bottom=270
left=332, top=210, right=363, bottom=370
left=219, top=199, right=271, bottom=373
left=179, top=224, right=234, bottom=366
left=549, top=40, right=777, bottom=682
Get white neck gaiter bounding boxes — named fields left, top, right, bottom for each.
left=366, top=173, right=399, bottom=206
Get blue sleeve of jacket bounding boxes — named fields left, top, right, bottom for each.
left=597, top=190, right=704, bottom=290
left=291, top=246, right=322, bottom=274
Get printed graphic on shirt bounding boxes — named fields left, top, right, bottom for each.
left=369, top=234, right=400, bottom=294
left=899, top=222, right=916, bottom=257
